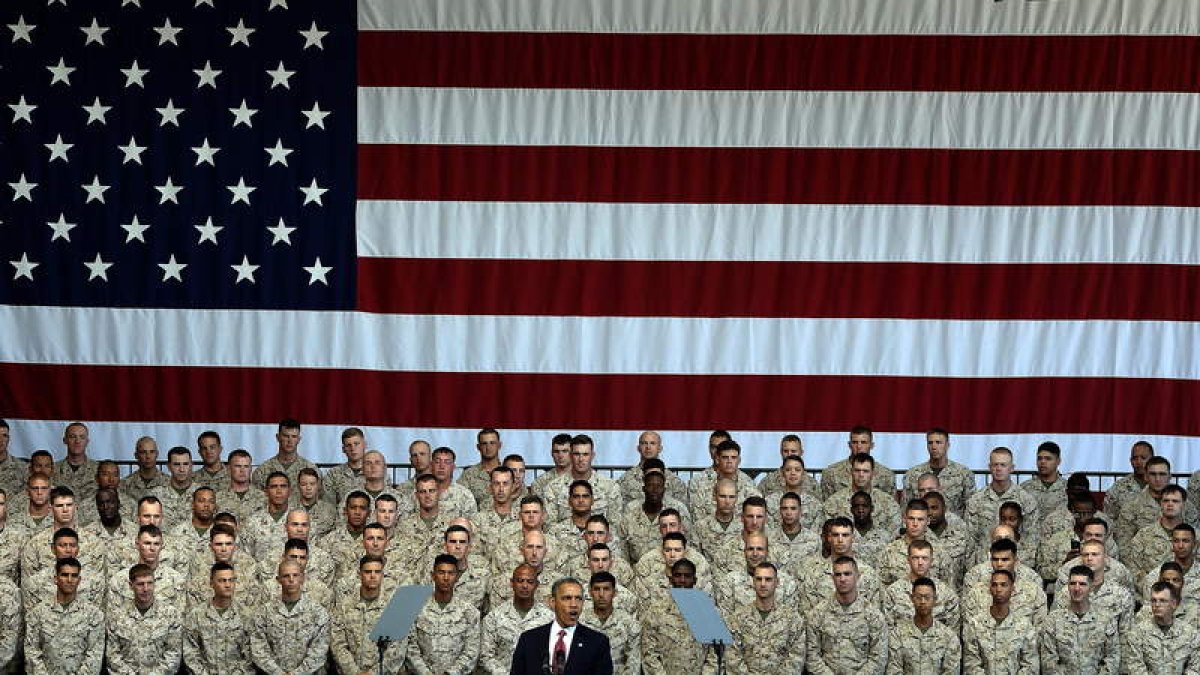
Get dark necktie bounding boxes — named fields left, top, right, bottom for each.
left=552, top=628, right=567, bottom=675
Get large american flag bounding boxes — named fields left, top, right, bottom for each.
left=1, top=0, right=1198, bottom=471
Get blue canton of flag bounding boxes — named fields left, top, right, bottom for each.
left=0, top=0, right=355, bottom=309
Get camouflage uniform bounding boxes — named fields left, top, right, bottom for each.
left=107, top=563, right=186, bottom=612
left=541, top=470, right=622, bottom=522
left=472, top=506, right=520, bottom=561
left=616, top=463, right=689, bottom=504
left=320, top=462, right=364, bottom=508
left=212, top=486, right=267, bottom=527
left=580, top=579, right=641, bottom=618
left=875, top=533, right=953, bottom=587
left=192, top=465, right=231, bottom=491
left=883, top=576, right=961, bottom=632
left=1038, top=606, right=1120, bottom=675
left=614, top=497, right=692, bottom=564
left=756, top=467, right=819, bottom=503
left=805, top=593, right=888, bottom=675
left=961, top=610, right=1039, bottom=674
left=1037, top=525, right=1121, bottom=582
left=24, top=595, right=105, bottom=675
left=965, top=483, right=1040, bottom=543
left=435, top=483, right=480, bottom=519
left=53, top=458, right=99, bottom=504
left=851, top=524, right=893, bottom=566
left=1052, top=557, right=1136, bottom=599
left=725, top=601, right=805, bottom=675
left=1114, top=488, right=1199, bottom=551
left=687, top=470, right=761, bottom=520
left=405, top=597, right=481, bottom=675
left=315, top=526, right=364, bottom=579
left=713, top=567, right=799, bottom=616
left=240, top=508, right=290, bottom=563
left=456, top=462, right=495, bottom=506
left=640, top=589, right=709, bottom=675
left=251, top=454, right=318, bottom=490
left=167, top=521, right=215, bottom=563
left=1126, top=521, right=1175, bottom=586
left=389, top=511, right=454, bottom=572
left=0, top=575, right=21, bottom=670
left=962, top=575, right=1047, bottom=628
left=78, top=518, right=138, bottom=581
left=331, top=591, right=405, bottom=675
left=1049, top=579, right=1135, bottom=648
left=689, top=513, right=744, bottom=562
left=21, top=559, right=105, bottom=612
left=486, top=566, right=555, bottom=609
left=1124, top=614, right=1200, bottom=675
left=184, top=551, right=262, bottom=610
left=903, top=460, right=976, bottom=514
left=885, top=618, right=961, bottom=675
left=150, top=483, right=200, bottom=530
left=530, top=468, right=570, bottom=500
left=183, top=601, right=255, bottom=675
left=0, top=455, right=28, bottom=496
left=119, top=470, right=170, bottom=506
left=290, top=496, right=338, bottom=539
left=105, top=598, right=184, bottom=675
left=580, top=606, right=642, bottom=675
left=477, top=600, right=554, bottom=675
left=0, top=522, right=26, bottom=582
left=820, top=458, right=896, bottom=500
left=795, top=556, right=883, bottom=615
left=1022, top=475, right=1069, bottom=522
left=763, top=522, right=821, bottom=576
left=763, top=490, right=824, bottom=533
left=1104, top=474, right=1144, bottom=527
left=250, top=593, right=331, bottom=674
left=633, top=548, right=715, bottom=594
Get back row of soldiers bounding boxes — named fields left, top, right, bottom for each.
left=1, top=419, right=1199, bottom=673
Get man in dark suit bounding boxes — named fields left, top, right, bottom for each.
left=510, top=576, right=613, bottom=675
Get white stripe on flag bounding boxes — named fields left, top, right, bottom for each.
left=358, top=88, right=1200, bottom=150
left=356, top=201, right=1200, bottom=264
left=0, top=306, right=1195, bottom=379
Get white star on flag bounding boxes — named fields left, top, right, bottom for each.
left=9, top=174, right=36, bottom=201
left=194, top=61, right=221, bottom=89
left=48, top=213, right=76, bottom=242
left=154, top=18, right=181, bottom=46
left=192, top=139, right=220, bottom=166
left=303, top=257, right=332, bottom=285
left=227, top=19, right=255, bottom=47
left=155, top=177, right=183, bottom=204
left=81, top=18, right=109, bottom=46
left=195, top=217, right=223, bottom=244
left=83, top=96, right=111, bottom=125
left=47, top=58, right=76, bottom=86
left=119, top=136, right=147, bottom=165
left=121, top=215, right=149, bottom=243
left=10, top=95, right=36, bottom=123
left=81, top=176, right=110, bottom=203
left=231, top=256, right=260, bottom=284
left=84, top=253, right=113, bottom=282
left=227, top=177, right=256, bottom=205
left=45, top=134, right=73, bottom=163
left=299, top=22, right=327, bottom=50
left=265, top=139, right=293, bottom=166
left=301, top=102, right=329, bottom=129
left=158, top=255, right=187, bottom=282
left=266, top=61, right=295, bottom=89
left=230, top=99, right=257, bottom=127
left=156, top=99, right=184, bottom=126
left=9, top=16, right=35, bottom=44
left=267, top=217, right=295, bottom=245
left=10, top=253, right=39, bottom=281
left=299, top=178, right=327, bottom=206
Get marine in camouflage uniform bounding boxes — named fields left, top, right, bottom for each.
left=639, top=582, right=709, bottom=675
left=0, top=519, right=25, bottom=582
left=105, top=572, right=184, bottom=675
left=961, top=569, right=1040, bottom=675
left=1039, top=607, right=1120, bottom=674
left=24, top=557, right=105, bottom=675
left=886, top=618, right=960, bottom=675
left=330, top=555, right=406, bottom=675
left=805, top=559, right=888, bottom=675
left=1125, top=582, right=1200, bottom=675
left=477, top=564, right=555, bottom=675
left=249, top=560, right=332, bottom=675
left=406, top=556, right=482, bottom=675
left=725, top=562, right=805, bottom=675
left=903, top=457, right=975, bottom=516
left=0, top=575, right=21, bottom=671
left=0, top=450, right=28, bottom=497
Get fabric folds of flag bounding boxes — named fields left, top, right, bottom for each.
left=1, top=0, right=1198, bottom=469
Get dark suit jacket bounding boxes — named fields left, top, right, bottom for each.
left=509, top=622, right=613, bottom=675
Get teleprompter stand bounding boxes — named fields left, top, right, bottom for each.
left=369, top=584, right=433, bottom=675
left=670, top=588, right=735, bottom=675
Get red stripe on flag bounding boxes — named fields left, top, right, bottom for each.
left=2, top=363, right=1195, bottom=435
left=356, top=259, right=1200, bottom=320
left=358, top=32, right=1200, bottom=92
left=357, top=145, right=1200, bottom=206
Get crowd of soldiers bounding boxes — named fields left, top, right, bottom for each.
left=0, top=417, right=1199, bottom=674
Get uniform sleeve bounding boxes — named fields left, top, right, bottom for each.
left=23, top=608, right=50, bottom=675
left=329, top=608, right=359, bottom=675
left=961, top=624, right=982, bottom=675
left=884, top=626, right=904, bottom=675
left=0, top=597, right=20, bottom=668
left=1018, top=635, right=1040, bottom=675
left=941, top=630, right=961, bottom=675
left=622, top=621, right=643, bottom=675
left=296, top=606, right=331, bottom=675
left=477, top=614, right=506, bottom=675
left=1097, top=616, right=1121, bottom=675
left=447, top=609, right=481, bottom=675
left=248, top=610, right=286, bottom=675
left=1038, top=618, right=1061, bottom=675
left=804, top=620, right=835, bottom=675
left=867, top=612, right=889, bottom=675
left=158, top=614, right=184, bottom=675
left=182, top=611, right=212, bottom=675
